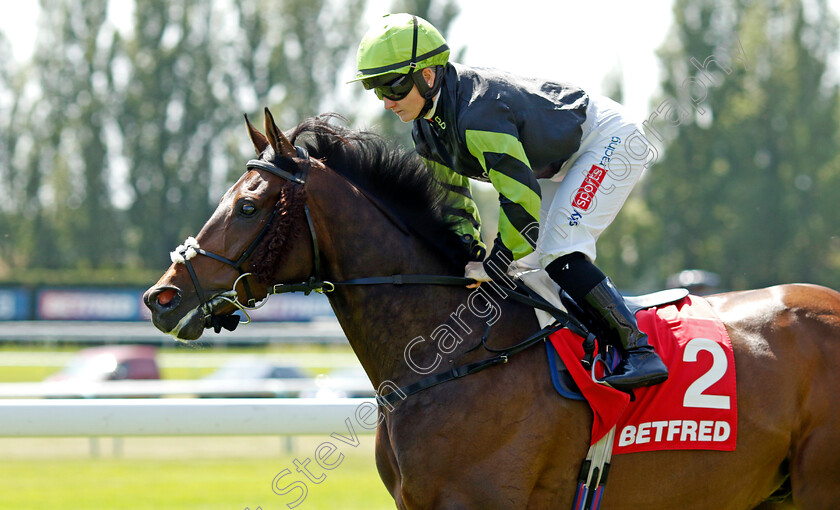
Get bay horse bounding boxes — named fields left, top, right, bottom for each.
left=144, top=110, right=840, bottom=509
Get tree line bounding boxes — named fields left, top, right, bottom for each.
left=0, top=0, right=375, bottom=282
left=596, top=0, right=840, bottom=291
left=1, top=0, right=838, bottom=292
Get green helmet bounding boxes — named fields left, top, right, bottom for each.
left=350, top=13, right=450, bottom=84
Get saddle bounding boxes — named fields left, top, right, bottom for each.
left=548, top=288, right=737, bottom=510
left=547, top=288, right=689, bottom=400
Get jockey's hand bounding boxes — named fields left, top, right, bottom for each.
left=465, top=261, right=491, bottom=288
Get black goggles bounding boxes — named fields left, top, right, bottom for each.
left=366, top=73, right=415, bottom=101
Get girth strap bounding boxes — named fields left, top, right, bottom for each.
left=574, top=426, right=616, bottom=510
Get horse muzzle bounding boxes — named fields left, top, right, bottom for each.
left=144, top=285, right=238, bottom=340
left=143, top=285, right=195, bottom=338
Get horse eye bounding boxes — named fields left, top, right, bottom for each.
left=239, top=202, right=257, bottom=217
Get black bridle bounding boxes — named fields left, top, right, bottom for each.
left=170, top=148, right=597, bottom=403
left=170, top=145, right=318, bottom=332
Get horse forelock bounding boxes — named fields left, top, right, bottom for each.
left=287, top=115, right=470, bottom=270
left=259, top=145, right=277, bottom=162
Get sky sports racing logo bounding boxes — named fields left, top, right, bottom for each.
left=572, top=164, right=607, bottom=211
left=571, top=135, right=622, bottom=212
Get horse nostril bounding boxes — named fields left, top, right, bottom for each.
left=146, top=287, right=181, bottom=311
left=158, top=288, right=177, bottom=306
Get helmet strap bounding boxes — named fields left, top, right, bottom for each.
left=414, top=65, right=445, bottom=119
left=407, top=16, right=445, bottom=120
left=409, top=16, right=419, bottom=68
left=412, top=70, right=431, bottom=97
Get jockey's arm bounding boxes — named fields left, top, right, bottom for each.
left=422, top=157, right=486, bottom=260
left=464, top=129, right=541, bottom=271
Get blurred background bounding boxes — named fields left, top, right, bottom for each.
left=1, top=0, right=839, bottom=508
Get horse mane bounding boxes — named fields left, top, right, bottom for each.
left=285, top=114, right=471, bottom=271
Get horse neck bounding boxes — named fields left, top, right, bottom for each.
left=307, top=169, right=516, bottom=389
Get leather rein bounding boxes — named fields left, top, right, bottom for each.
left=171, top=150, right=596, bottom=406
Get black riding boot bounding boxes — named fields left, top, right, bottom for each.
left=584, top=278, right=669, bottom=391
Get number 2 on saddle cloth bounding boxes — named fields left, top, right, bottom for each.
left=547, top=293, right=738, bottom=454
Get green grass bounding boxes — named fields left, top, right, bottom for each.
left=0, top=456, right=394, bottom=509
left=0, top=365, right=59, bottom=382
left=0, top=344, right=388, bottom=508
left=0, top=362, right=212, bottom=383
left=0, top=366, right=230, bottom=383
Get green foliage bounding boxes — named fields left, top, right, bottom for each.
left=0, top=0, right=366, bottom=279
left=2, top=0, right=119, bottom=272
left=0, top=0, right=458, bottom=284
left=597, top=0, right=840, bottom=291
left=4, top=0, right=835, bottom=293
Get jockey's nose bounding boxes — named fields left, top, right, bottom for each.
left=144, top=286, right=182, bottom=313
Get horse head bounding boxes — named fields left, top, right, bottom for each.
left=144, top=109, right=469, bottom=342
left=143, top=108, right=317, bottom=340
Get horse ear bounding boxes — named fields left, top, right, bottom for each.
left=263, top=107, right=297, bottom=159
left=244, top=114, right=270, bottom=156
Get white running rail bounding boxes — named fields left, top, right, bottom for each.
left=0, top=398, right=379, bottom=437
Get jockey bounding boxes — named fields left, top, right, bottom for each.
left=350, top=13, right=668, bottom=391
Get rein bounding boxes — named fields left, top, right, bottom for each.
left=172, top=153, right=597, bottom=403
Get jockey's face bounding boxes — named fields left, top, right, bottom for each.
left=382, top=68, right=435, bottom=122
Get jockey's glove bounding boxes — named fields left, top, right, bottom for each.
left=464, top=261, right=492, bottom=284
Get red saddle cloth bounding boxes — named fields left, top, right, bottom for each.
left=548, top=295, right=737, bottom=454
